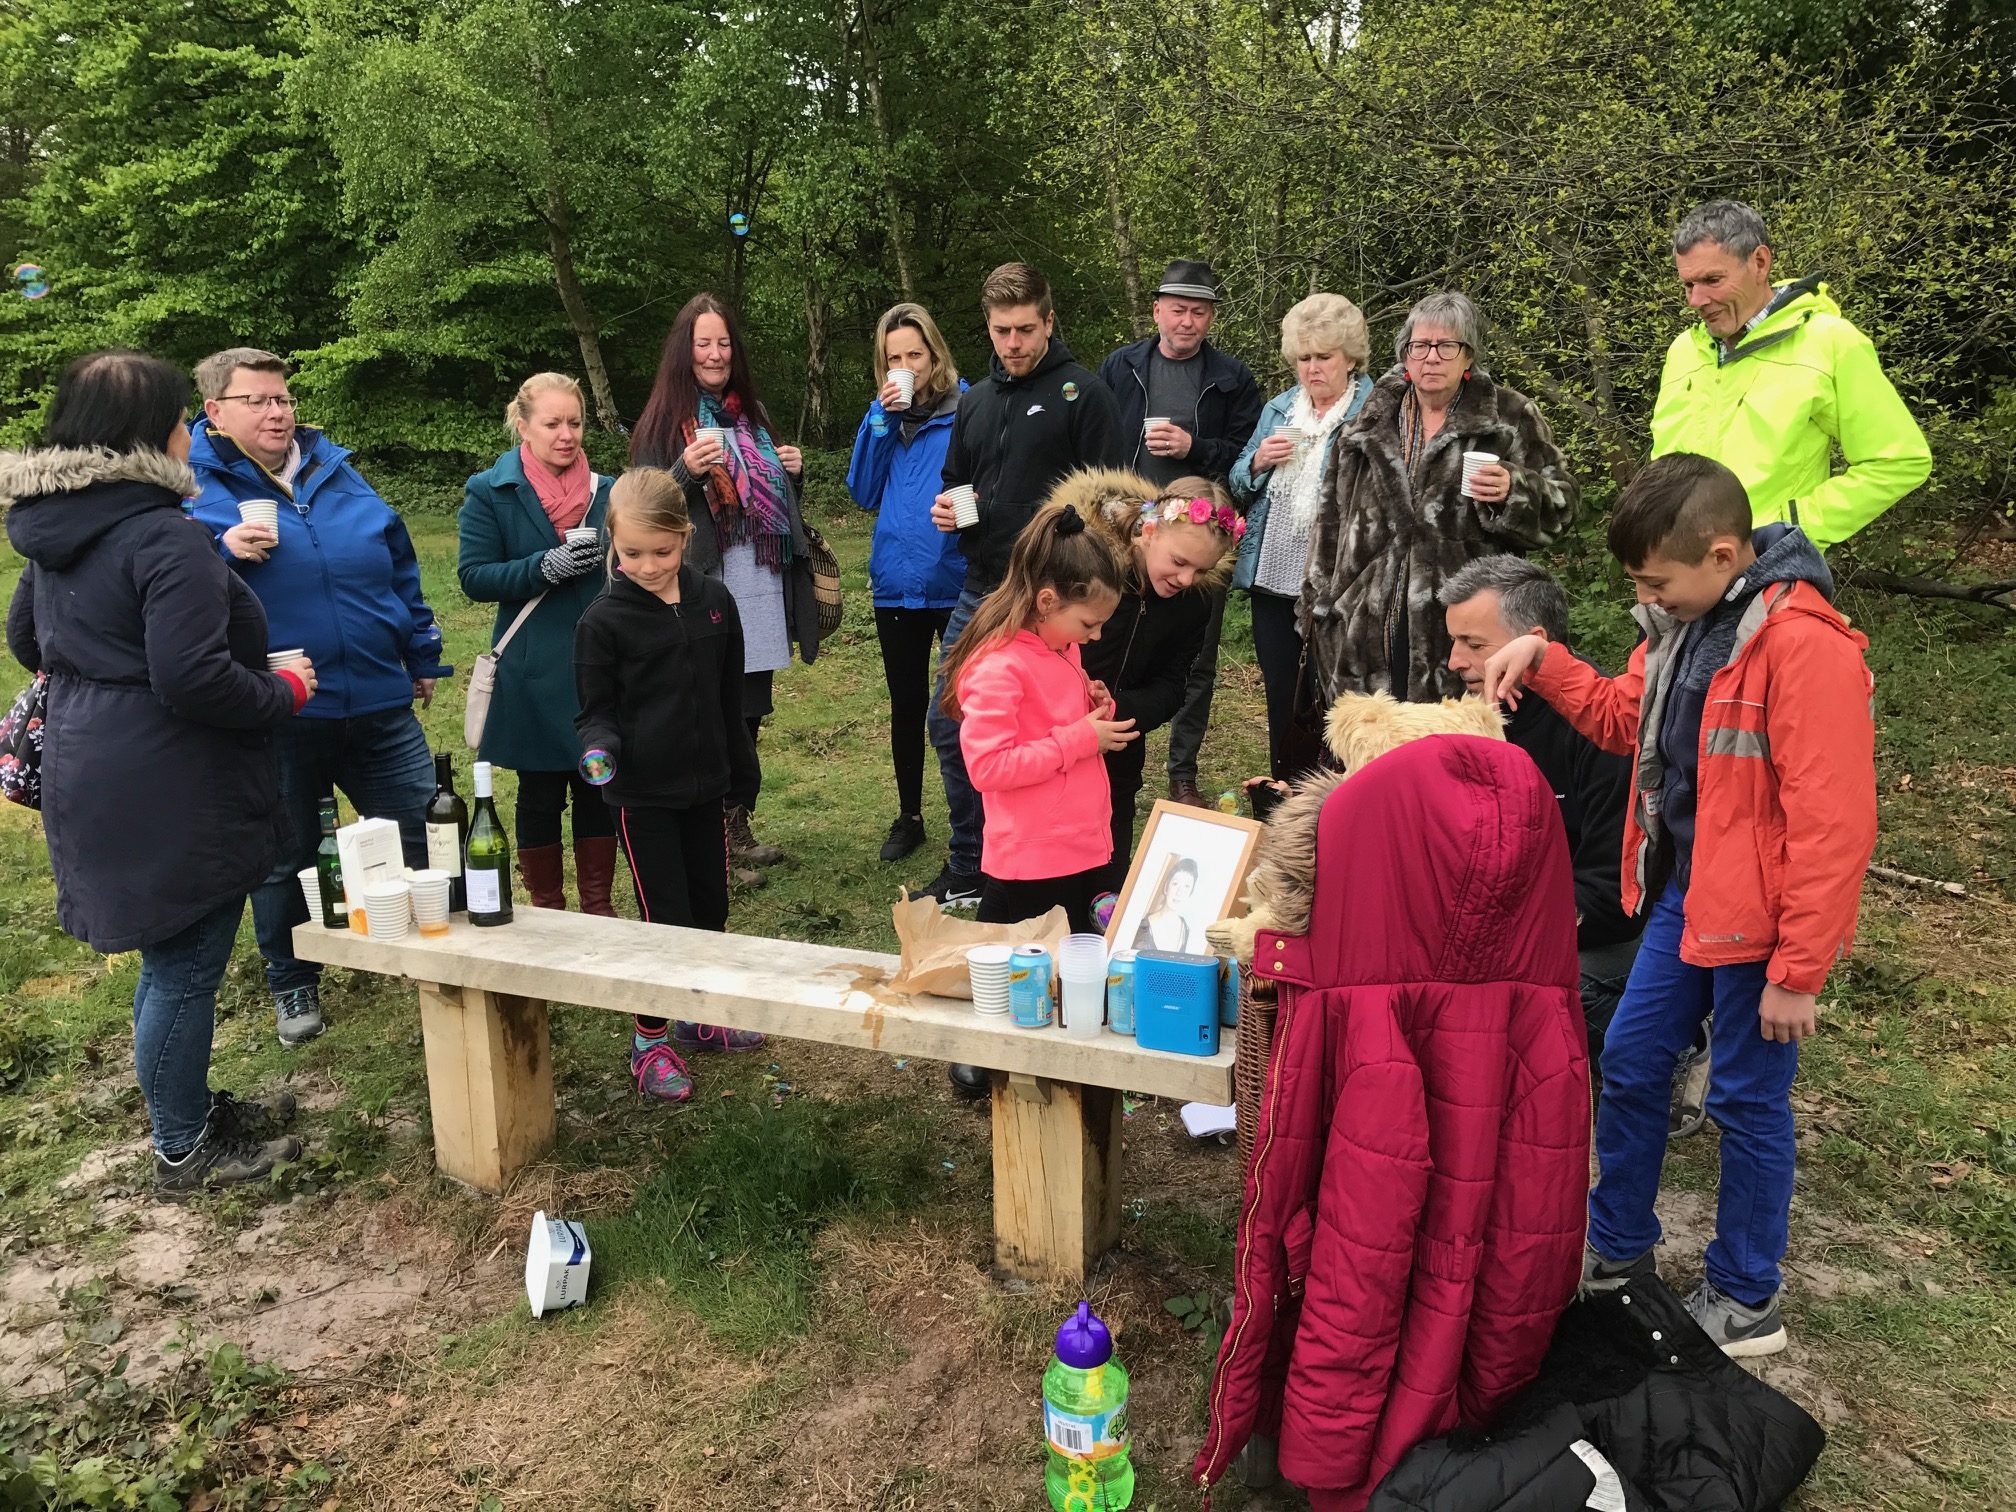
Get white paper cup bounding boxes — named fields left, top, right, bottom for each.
left=238, top=499, right=280, bottom=534
left=266, top=648, right=305, bottom=670
left=1460, top=450, right=1500, bottom=499
left=565, top=527, right=599, bottom=549
left=1143, top=416, right=1172, bottom=437
left=361, top=879, right=412, bottom=941
left=947, top=484, right=979, bottom=529
left=296, top=867, right=321, bottom=919
left=887, top=368, right=915, bottom=409
left=408, top=869, right=452, bottom=936
left=697, top=426, right=730, bottom=451
left=526, top=1209, right=592, bottom=1318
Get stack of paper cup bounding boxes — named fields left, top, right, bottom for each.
left=407, top=869, right=453, bottom=936
left=361, top=879, right=413, bottom=941
left=1460, top=450, right=1500, bottom=499
left=887, top=367, right=915, bottom=410
left=296, top=867, right=321, bottom=919
left=966, top=944, right=1012, bottom=1015
left=238, top=499, right=280, bottom=537
left=946, top=484, right=979, bottom=529
left=266, top=647, right=304, bottom=671
left=1057, top=933, right=1109, bottom=1039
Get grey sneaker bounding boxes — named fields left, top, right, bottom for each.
left=274, top=985, right=325, bottom=1048
left=210, top=1088, right=298, bottom=1141
left=154, top=1123, right=303, bottom=1199
left=1582, top=1241, right=1657, bottom=1293
left=1686, top=1278, right=1787, bottom=1358
left=1669, top=1043, right=1712, bottom=1138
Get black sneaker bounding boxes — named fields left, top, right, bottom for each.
left=917, top=864, right=983, bottom=909
left=1581, top=1241, right=1657, bottom=1293
left=947, top=1063, right=991, bottom=1101
left=155, top=1122, right=303, bottom=1199
left=1669, top=1044, right=1712, bottom=1138
left=210, top=1089, right=298, bottom=1142
left=880, top=815, right=927, bottom=863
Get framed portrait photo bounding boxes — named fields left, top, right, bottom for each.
left=1105, top=801, right=1265, bottom=955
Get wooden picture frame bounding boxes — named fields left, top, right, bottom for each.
left=1104, top=800, right=1265, bottom=954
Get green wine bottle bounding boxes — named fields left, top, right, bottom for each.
left=465, top=761, right=513, bottom=927
left=314, top=797, right=347, bottom=929
left=425, top=751, right=469, bottom=912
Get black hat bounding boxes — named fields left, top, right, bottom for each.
left=1156, top=259, right=1222, bottom=302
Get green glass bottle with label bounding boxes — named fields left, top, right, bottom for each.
left=465, top=761, right=513, bottom=927
left=314, top=798, right=346, bottom=929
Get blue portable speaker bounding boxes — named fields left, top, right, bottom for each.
left=1133, top=951, right=1222, bottom=1057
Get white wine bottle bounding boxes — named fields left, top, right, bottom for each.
left=465, top=761, right=514, bottom=927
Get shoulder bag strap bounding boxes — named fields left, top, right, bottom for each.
left=492, top=594, right=547, bottom=657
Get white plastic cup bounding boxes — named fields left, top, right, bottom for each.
left=526, top=1209, right=592, bottom=1318
left=266, top=648, right=305, bottom=670
left=887, top=368, right=915, bottom=409
left=361, top=879, right=412, bottom=941
left=238, top=499, right=280, bottom=534
left=947, top=484, right=979, bottom=529
left=1057, top=933, right=1108, bottom=1039
left=408, top=869, right=452, bottom=936
left=296, top=867, right=320, bottom=919
left=1460, top=450, right=1500, bottom=500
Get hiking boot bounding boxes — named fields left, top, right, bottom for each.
left=880, top=814, right=927, bottom=863
left=1686, top=1278, right=1787, bottom=1358
left=731, top=863, right=767, bottom=890
left=947, top=1063, right=990, bottom=1101
left=1582, top=1241, right=1657, bottom=1293
left=1670, top=1044, right=1712, bottom=1138
left=726, top=804, right=786, bottom=867
left=917, top=863, right=983, bottom=910
left=630, top=1041, right=694, bottom=1103
left=672, top=1021, right=766, bottom=1053
left=273, top=985, right=325, bottom=1048
left=1169, top=776, right=1208, bottom=808
left=209, top=1088, right=298, bottom=1142
left=154, top=1122, right=303, bottom=1199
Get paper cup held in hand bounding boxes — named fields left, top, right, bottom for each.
left=238, top=499, right=280, bottom=533
left=266, top=648, right=305, bottom=671
left=526, top=1209, right=592, bottom=1318
left=565, top=527, right=599, bottom=548
left=697, top=426, right=730, bottom=450
left=947, top=484, right=979, bottom=529
left=1143, top=416, right=1172, bottom=437
left=887, top=367, right=915, bottom=409
left=1460, top=450, right=1500, bottom=499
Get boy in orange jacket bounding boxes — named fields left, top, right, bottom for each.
left=1483, top=452, right=1876, bottom=1358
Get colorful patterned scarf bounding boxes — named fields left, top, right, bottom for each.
left=689, top=391, right=793, bottom=570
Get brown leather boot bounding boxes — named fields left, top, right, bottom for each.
left=1168, top=776, right=1209, bottom=808
left=726, top=803, right=787, bottom=866
left=517, top=843, right=567, bottom=910
left=574, top=836, right=619, bottom=918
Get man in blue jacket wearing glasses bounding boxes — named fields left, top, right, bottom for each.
left=187, top=347, right=452, bottom=1050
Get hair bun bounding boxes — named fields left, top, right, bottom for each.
left=1054, top=505, right=1086, bottom=537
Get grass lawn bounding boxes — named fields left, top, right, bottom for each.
left=2, top=470, right=2014, bottom=1509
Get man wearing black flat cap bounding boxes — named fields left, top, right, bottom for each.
left=1099, top=257, right=1263, bottom=806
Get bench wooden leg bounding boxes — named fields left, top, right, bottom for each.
left=991, top=1072, right=1123, bottom=1283
left=416, top=982, right=555, bottom=1194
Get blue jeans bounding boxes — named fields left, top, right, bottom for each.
left=250, top=708, right=434, bottom=993
left=925, top=585, right=986, bottom=877
left=1588, top=884, right=1797, bottom=1305
left=134, top=896, right=245, bottom=1154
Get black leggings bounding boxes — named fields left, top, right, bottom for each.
left=515, top=769, right=616, bottom=849
left=1250, top=591, right=1311, bottom=782
left=874, top=606, right=952, bottom=817
left=978, top=867, right=1108, bottom=935
left=616, top=803, right=730, bottom=1034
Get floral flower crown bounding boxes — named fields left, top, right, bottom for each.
left=1143, top=496, right=1246, bottom=539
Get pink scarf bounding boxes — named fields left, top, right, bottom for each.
left=520, top=444, right=592, bottom=533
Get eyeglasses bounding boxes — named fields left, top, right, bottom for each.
left=219, top=394, right=298, bottom=411
left=1404, top=339, right=1470, bottom=360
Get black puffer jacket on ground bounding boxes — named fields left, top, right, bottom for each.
left=1367, top=1276, right=1824, bottom=1512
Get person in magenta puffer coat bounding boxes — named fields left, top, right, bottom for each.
left=1196, top=733, right=1591, bottom=1510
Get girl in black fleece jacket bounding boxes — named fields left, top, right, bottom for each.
left=1073, top=470, right=1240, bottom=888
left=574, top=469, right=763, bottom=1103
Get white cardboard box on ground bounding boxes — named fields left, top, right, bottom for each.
left=336, top=817, right=404, bottom=913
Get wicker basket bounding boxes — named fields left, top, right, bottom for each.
left=1234, top=966, right=1280, bottom=1166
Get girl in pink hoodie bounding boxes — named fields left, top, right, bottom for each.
left=939, top=501, right=1138, bottom=931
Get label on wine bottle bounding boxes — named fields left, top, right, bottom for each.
left=426, top=822, right=463, bottom=876
left=467, top=867, right=502, bottom=916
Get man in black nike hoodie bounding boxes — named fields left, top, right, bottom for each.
left=917, top=262, right=1125, bottom=909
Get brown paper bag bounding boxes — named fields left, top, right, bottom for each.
left=888, top=893, right=1071, bottom=998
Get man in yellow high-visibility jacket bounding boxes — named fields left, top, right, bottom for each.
left=1652, top=200, right=1930, bottom=552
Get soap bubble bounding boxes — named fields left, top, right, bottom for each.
left=11, top=263, right=48, bottom=300
left=728, top=212, right=749, bottom=238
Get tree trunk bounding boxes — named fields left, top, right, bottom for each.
left=1103, top=134, right=1147, bottom=335
left=857, top=0, right=916, bottom=299
left=799, top=251, right=832, bottom=446
left=541, top=194, right=622, bottom=433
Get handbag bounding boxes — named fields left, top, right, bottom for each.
left=0, top=671, right=48, bottom=810
left=463, top=596, right=546, bottom=751
left=802, top=523, right=844, bottom=638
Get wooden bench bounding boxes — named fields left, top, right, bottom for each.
left=290, top=911, right=1234, bottom=1282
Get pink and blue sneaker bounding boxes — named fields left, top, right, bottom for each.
left=630, top=1040, right=693, bottom=1103
left=672, top=1021, right=767, bottom=1053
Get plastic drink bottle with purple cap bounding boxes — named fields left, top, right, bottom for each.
left=1042, top=1301, right=1133, bottom=1510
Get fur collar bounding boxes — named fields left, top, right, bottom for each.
left=0, top=446, right=198, bottom=511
